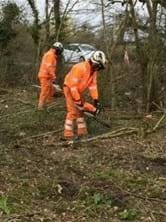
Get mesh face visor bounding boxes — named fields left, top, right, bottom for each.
left=98, top=63, right=105, bottom=70
left=92, top=62, right=105, bottom=70
left=55, top=47, right=63, bottom=54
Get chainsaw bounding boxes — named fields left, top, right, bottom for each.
left=84, top=111, right=111, bottom=128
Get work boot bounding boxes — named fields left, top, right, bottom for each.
left=77, top=134, right=90, bottom=140
left=60, top=136, right=75, bottom=145
left=60, top=136, right=72, bottom=141
left=73, top=135, right=80, bottom=141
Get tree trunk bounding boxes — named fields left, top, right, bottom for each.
left=128, top=0, right=161, bottom=112
left=146, top=1, right=160, bottom=112
left=45, top=0, right=50, bottom=48
left=26, top=0, right=40, bottom=72
left=53, top=0, right=61, bottom=40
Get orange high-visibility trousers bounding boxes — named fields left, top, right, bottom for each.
left=63, top=86, right=88, bottom=137
left=38, top=78, right=55, bottom=108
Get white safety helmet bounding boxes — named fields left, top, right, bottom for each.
left=90, top=50, right=107, bottom=69
left=52, top=42, right=64, bottom=54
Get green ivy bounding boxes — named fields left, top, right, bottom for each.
left=118, top=208, right=138, bottom=220
left=0, top=194, right=10, bottom=215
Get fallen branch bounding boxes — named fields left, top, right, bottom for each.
left=28, top=129, right=63, bottom=139
left=48, top=127, right=139, bottom=147
left=77, top=128, right=138, bottom=143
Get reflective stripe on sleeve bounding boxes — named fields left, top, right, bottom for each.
left=71, top=87, right=78, bottom=91
left=89, top=86, right=97, bottom=90
left=71, top=77, right=79, bottom=83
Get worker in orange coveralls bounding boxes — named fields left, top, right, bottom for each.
left=38, top=42, right=64, bottom=110
left=63, top=50, right=107, bottom=140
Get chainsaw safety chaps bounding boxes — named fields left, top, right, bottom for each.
left=38, top=78, right=55, bottom=108
left=64, top=86, right=87, bottom=137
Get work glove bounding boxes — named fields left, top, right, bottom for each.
left=94, top=99, right=101, bottom=108
left=94, top=107, right=101, bottom=116
left=74, top=100, right=84, bottom=111
left=93, top=99, right=102, bottom=114
left=52, top=79, right=62, bottom=92
left=84, top=107, right=100, bottom=117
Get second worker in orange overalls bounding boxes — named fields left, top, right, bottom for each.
left=38, top=42, right=64, bottom=110
left=63, top=51, right=107, bottom=139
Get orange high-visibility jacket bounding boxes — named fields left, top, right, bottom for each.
left=38, top=49, right=57, bottom=80
left=64, top=60, right=98, bottom=101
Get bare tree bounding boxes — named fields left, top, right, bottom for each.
left=127, top=0, right=163, bottom=111
left=26, top=0, right=40, bottom=45
left=108, top=0, right=164, bottom=111
left=100, top=0, right=130, bottom=109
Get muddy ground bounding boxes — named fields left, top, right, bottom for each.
left=0, top=87, right=166, bottom=222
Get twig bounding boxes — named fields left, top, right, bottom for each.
left=152, top=102, right=165, bottom=112
left=152, top=112, right=166, bottom=131
left=47, top=103, right=65, bottom=111
left=0, top=129, right=6, bottom=133
left=16, top=99, right=33, bottom=106
left=0, top=87, right=9, bottom=94
left=0, top=99, right=6, bottom=104
left=125, top=190, right=166, bottom=204
left=110, top=179, right=166, bottom=204
left=32, top=84, right=41, bottom=89
left=153, top=210, right=166, bottom=217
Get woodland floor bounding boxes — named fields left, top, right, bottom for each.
left=0, top=86, right=166, bottom=222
